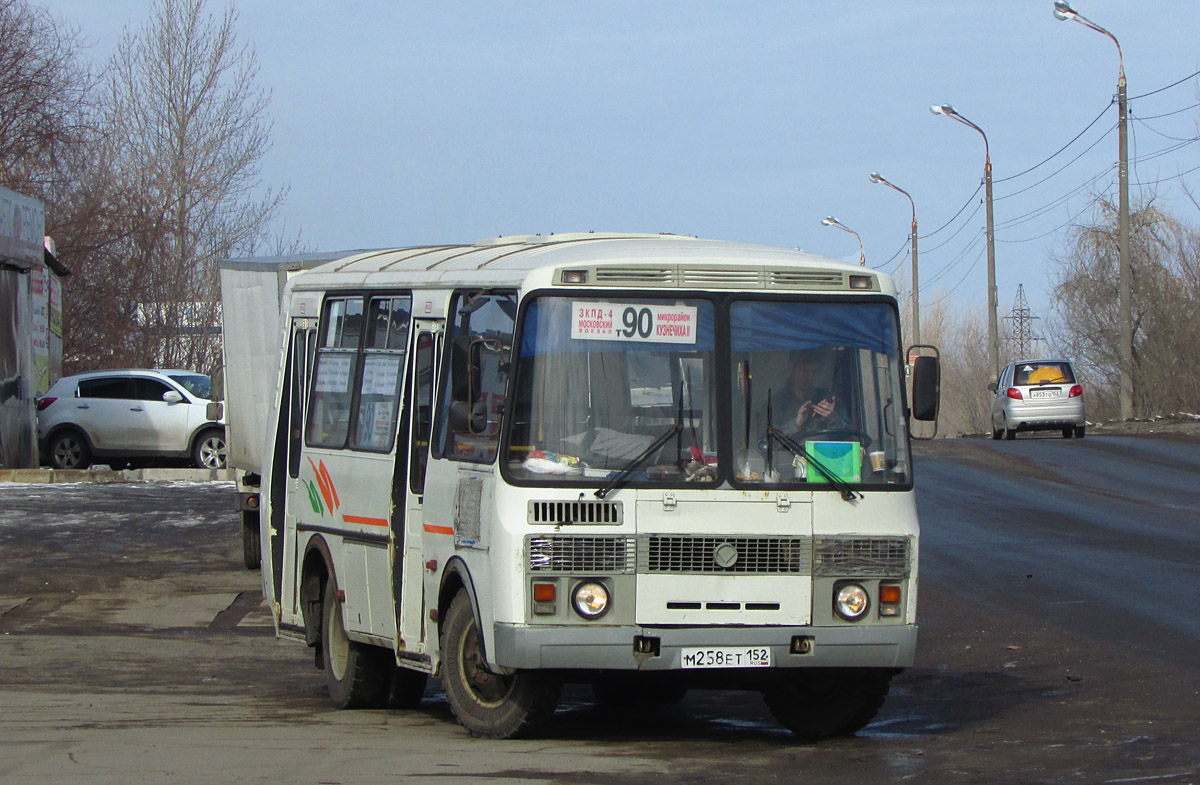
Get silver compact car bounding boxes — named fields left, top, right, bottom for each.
left=990, top=359, right=1085, bottom=440
left=36, top=369, right=226, bottom=469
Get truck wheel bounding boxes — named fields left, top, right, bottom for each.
left=441, top=590, right=559, bottom=738
left=50, top=430, right=91, bottom=469
left=193, top=429, right=227, bottom=469
left=763, top=668, right=893, bottom=741
left=241, top=510, right=260, bottom=569
left=321, top=574, right=388, bottom=709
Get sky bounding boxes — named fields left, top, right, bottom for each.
left=44, top=1, right=1200, bottom=324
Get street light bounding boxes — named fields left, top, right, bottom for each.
left=1054, top=0, right=1133, bottom=420
left=821, top=216, right=865, bottom=267
left=870, top=171, right=919, bottom=346
left=931, top=103, right=1000, bottom=383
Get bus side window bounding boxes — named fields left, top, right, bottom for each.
left=352, top=296, right=411, bottom=452
left=434, top=290, right=516, bottom=463
left=410, top=331, right=435, bottom=492
left=306, top=297, right=363, bottom=448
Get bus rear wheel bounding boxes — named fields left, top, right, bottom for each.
left=321, top=574, right=388, bottom=709
left=441, top=590, right=559, bottom=738
left=763, top=668, right=893, bottom=741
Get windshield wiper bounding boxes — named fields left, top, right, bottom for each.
left=765, top=390, right=861, bottom=502
left=595, top=392, right=684, bottom=500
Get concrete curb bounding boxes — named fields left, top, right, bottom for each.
left=0, top=467, right=234, bottom=484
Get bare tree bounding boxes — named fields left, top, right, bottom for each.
left=98, top=0, right=285, bottom=374
left=0, top=0, right=93, bottom=190
left=1049, top=198, right=1200, bottom=419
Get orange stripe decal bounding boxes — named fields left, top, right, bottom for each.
left=308, top=457, right=334, bottom=512
left=423, top=523, right=455, bottom=535
left=343, top=515, right=389, bottom=527
left=318, top=460, right=340, bottom=509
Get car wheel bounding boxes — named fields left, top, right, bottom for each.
left=50, top=430, right=92, bottom=470
left=1005, top=427, right=1017, bottom=440
left=192, top=429, right=227, bottom=469
left=1074, top=425, right=1086, bottom=439
left=1062, top=427, right=1073, bottom=439
left=991, top=426, right=1002, bottom=440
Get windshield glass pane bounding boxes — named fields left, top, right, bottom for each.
left=730, top=300, right=909, bottom=487
left=168, top=373, right=212, bottom=399
left=1013, top=361, right=1074, bottom=386
left=506, top=296, right=717, bottom=485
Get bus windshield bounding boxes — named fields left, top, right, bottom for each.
left=504, top=295, right=910, bottom=489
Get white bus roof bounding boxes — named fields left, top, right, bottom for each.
left=282, top=233, right=890, bottom=294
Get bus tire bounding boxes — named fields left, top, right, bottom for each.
left=441, top=590, right=560, bottom=738
left=241, top=510, right=260, bottom=569
left=321, top=574, right=387, bottom=709
left=763, top=668, right=893, bottom=741
left=385, top=666, right=429, bottom=709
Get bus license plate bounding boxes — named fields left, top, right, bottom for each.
left=681, top=646, right=772, bottom=669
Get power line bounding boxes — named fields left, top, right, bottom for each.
left=918, top=183, right=982, bottom=239
left=995, top=101, right=1113, bottom=184
left=1129, top=68, right=1200, bottom=100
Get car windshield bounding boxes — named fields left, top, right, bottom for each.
left=167, top=373, right=212, bottom=399
left=1013, top=362, right=1074, bottom=386
left=504, top=295, right=911, bottom=489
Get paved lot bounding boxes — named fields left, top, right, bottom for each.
left=1, top=447, right=1198, bottom=783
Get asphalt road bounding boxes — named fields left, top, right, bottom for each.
left=0, top=436, right=1198, bottom=784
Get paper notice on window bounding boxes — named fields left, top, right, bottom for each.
left=314, top=353, right=353, bottom=393
left=361, top=354, right=401, bottom=396
left=571, top=302, right=698, bottom=344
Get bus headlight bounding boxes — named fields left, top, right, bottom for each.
left=572, top=581, right=610, bottom=619
left=834, top=582, right=870, bottom=621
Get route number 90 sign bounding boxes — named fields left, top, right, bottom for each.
left=571, top=302, right=698, bottom=345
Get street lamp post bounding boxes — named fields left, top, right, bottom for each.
left=1054, top=0, right=1133, bottom=420
left=870, top=172, right=919, bottom=346
left=931, top=103, right=1000, bottom=383
left=820, top=216, right=865, bottom=267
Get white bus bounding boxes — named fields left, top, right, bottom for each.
left=249, top=233, right=939, bottom=739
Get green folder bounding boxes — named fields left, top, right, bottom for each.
left=804, top=441, right=862, bottom=484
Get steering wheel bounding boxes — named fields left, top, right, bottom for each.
left=789, top=428, right=873, bottom=449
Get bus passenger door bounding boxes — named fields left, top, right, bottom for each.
left=395, top=321, right=440, bottom=648
left=269, top=317, right=315, bottom=622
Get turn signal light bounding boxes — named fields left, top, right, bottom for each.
left=1006, top=388, right=1023, bottom=400
left=36, top=397, right=56, bottom=411
left=532, top=581, right=557, bottom=616
left=1069, top=385, right=1083, bottom=398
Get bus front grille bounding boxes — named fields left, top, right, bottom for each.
left=813, top=536, right=911, bottom=578
left=527, top=535, right=637, bottom=574
left=640, top=536, right=812, bottom=575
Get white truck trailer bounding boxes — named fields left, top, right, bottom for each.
left=219, top=252, right=372, bottom=567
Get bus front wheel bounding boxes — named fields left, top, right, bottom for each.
left=763, top=668, right=893, bottom=740
left=321, top=574, right=388, bottom=709
left=441, top=590, right=559, bottom=738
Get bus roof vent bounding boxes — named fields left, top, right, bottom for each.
left=528, top=499, right=624, bottom=526
left=681, top=267, right=763, bottom=287
left=768, top=270, right=846, bottom=289
left=593, top=267, right=677, bottom=286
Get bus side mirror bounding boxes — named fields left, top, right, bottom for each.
left=911, top=354, right=940, bottom=422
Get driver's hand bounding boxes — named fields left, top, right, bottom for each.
left=812, top=396, right=836, bottom=419
left=796, top=400, right=814, bottom=427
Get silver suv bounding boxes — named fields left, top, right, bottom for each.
left=36, top=369, right=227, bottom=469
left=989, top=359, right=1086, bottom=440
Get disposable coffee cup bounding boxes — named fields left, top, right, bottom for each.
left=869, top=451, right=886, bottom=473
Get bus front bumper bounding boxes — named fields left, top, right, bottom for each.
left=492, top=622, right=917, bottom=671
